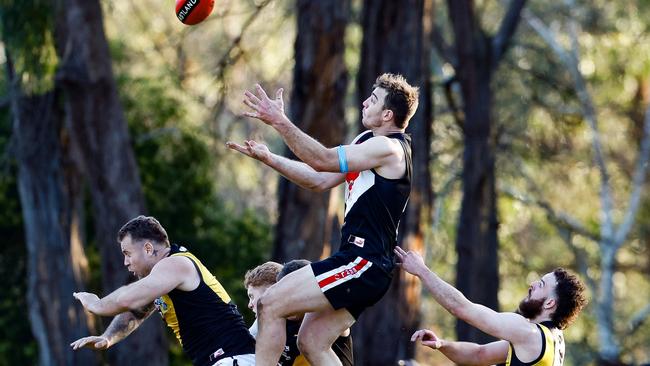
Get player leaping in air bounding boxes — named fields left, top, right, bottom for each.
left=227, top=73, right=419, bottom=366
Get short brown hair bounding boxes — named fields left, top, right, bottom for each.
left=373, top=73, right=420, bottom=128
left=244, top=262, right=283, bottom=288
left=117, top=215, right=170, bottom=247
left=551, top=268, right=587, bottom=329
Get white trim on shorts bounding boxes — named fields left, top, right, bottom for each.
left=315, top=256, right=372, bottom=292
left=211, top=353, right=255, bottom=366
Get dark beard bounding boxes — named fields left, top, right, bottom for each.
left=517, top=297, right=545, bottom=319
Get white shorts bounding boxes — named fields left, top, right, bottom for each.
left=212, top=354, right=255, bottom=366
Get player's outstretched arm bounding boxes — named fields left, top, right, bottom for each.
left=70, top=305, right=154, bottom=351
left=73, top=256, right=191, bottom=316
left=395, top=247, right=538, bottom=345
left=226, top=139, right=345, bottom=191
left=411, top=328, right=508, bottom=365
left=242, top=84, right=402, bottom=173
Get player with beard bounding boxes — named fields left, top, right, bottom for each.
left=395, top=247, right=587, bottom=366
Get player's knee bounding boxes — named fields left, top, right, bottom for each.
left=296, top=329, right=324, bottom=356
left=296, top=333, right=313, bottom=356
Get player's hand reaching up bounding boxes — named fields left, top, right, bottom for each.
left=243, top=84, right=286, bottom=127
left=226, top=140, right=272, bottom=163
left=394, top=246, right=428, bottom=277
left=411, top=329, right=444, bottom=350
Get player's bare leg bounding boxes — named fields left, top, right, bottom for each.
left=255, top=265, right=333, bottom=366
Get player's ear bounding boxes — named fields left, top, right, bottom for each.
left=544, top=297, right=556, bottom=310
left=382, top=109, right=393, bottom=122
left=144, top=241, right=154, bottom=255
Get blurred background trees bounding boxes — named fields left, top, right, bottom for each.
left=1, top=0, right=649, bottom=365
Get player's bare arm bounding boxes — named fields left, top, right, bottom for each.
left=70, top=304, right=154, bottom=351
left=226, top=139, right=345, bottom=191
left=411, top=328, right=508, bottom=365
left=395, top=247, right=538, bottom=345
left=73, top=256, right=194, bottom=316
left=242, top=84, right=403, bottom=174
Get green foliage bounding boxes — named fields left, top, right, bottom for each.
left=0, top=0, right=57, bottom=92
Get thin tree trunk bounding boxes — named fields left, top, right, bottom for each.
left=273, top=0, right=349, bottom=262
left=8, top=55, right=96, bottom=366
left=447, top=0, right=527, bottom=344
left=354, top=1, right=433, bottom=364
left=52, top=0, right=167, bottom=364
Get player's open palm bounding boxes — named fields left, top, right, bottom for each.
left=70, top=335, right=110, bottom=350
left=411, top=329, right=444, bottom=350
left=226, top=140, right=271, bottom=163
left=243, top=84, right=285, bottom=126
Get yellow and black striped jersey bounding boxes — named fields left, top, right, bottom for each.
left=501, top=322, right=565, bottom=366
left=155, top=244, right=255, bottom=366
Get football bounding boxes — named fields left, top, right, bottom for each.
left=175, top=0, right=215, bottom=25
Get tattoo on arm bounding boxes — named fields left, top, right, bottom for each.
left=103, top=304, right=154, bottom=343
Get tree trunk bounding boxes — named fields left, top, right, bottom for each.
left=9, top=56, right=96, bottom=366
left=52, top=1, right=167, bottom=364
left=353, top=1, right=433, bottom=364
left=447, top=0, right=501, bottom=344
left=596, top=244, right=621, bottom=364
left=273, top=0, right=349, bottom=262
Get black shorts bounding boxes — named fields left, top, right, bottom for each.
left=311, top=251, right=392, bottom=319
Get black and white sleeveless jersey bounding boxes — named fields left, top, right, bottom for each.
left=339, top=130, right=412, bottom=273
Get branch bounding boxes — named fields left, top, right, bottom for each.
left=523, top=7, right=615, bottom=242
left=501, top=186, right=601, bottom=242
left=213, top=0, right=274, bottom=75
left=614, top=103, right=650, bottom=247
left=491, top=0, right=528, bottom=66
left=431, top=24, right=456, bottom=66
left=443, top=77, right=465, bottom=132
left=627, top=303, right=650, bottom=336
left=556, top=229, right=598, bottom=294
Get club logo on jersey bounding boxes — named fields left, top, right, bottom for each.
left=154, top=297, right=169, bottom=316
left=346, top=171, right=360, bottom=191
left=210, top=348, right=225, bottom=360
left=348, top=235, right=365, bottom=248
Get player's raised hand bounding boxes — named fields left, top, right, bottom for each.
left=73, top=292, right=100, bottom=312
left=243, top=84, right=285, bottom=126
left=411, top=329, right=444, bottom=350
left=70, top=335, right=110, bottom=350
left=225, top=140, right=272, bottom=163
left=394, top=246, right=427, bottom=277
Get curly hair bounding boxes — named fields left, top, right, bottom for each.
left=244, top=261, right=283, bottom=288
left=117, top=215, right=170, bottom=247
left=551, top=268, right=587, bottom=329
left=373, top=73, right=420, bottom=128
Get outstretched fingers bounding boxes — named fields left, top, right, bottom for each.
left=394, top=246, right=407, bottom=260
left=255, top=83, right=270, bottom=100
left=226, top=141, right=252, bottom=156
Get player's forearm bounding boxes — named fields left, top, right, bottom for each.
left=101, top=311, right=147, bottom=347
left=437, top=340, right=483, bottom=365
left=272, top=118, right=338, bottom=171
left=92, top=286, right=149, bottom=316
left=416, top=268, right=474, bottom=319
left=265, top=153, right=337, bottom=191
